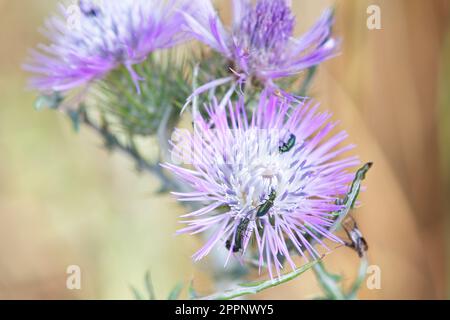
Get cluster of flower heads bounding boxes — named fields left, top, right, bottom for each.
left=26, top=1, right=359, bottom=275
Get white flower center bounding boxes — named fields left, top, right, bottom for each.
left=222, top=128, right=295, bottom=217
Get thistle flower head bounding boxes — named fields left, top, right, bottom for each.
left=183, top=0, right=338, bottom=91
left=24, top=0, right=191, bottom=93
left=238, top=0, right=295, bottom=71
left=164, top=94, right=359, bottom=277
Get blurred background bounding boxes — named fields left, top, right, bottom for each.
left=0, top=0, right=449, bottom=299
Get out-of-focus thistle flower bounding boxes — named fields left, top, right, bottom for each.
left=24, top=0, right=191, bottom=94
left=163, top=93, right=359, bottom=277
left=183, top=0, right=338, bottom=105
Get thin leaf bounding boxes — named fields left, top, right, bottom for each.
left=188, top=279, right=198, bottom=300
left=199, top=260, right=318, bottom=300
left=168, top=282, right=184, bottom=300
left=330, top=162, right=373, bottom=233
left=144, top=271, right=156, bottom=300
left=130, top=286, right=144, bottom=300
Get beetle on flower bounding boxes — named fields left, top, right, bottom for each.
left=163, top=93, right=359, bottom=278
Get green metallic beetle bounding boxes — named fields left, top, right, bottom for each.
left=226, top=189, right=278, bottom=251
left=226, top=217, right=251, bottom=253
left=256, top=189, right=277, bottom=217
left=279, top=133, right=296, bottom=153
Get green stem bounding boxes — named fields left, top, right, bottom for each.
left=346, top=257, right=369, bottom=300
left=73, top=109, right=176, bottom=191
left=312, top=262, right=346, bottom=300
left=312, top=257, right=369, bottom=300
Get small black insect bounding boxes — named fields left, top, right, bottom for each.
left=256, top=189, right=277, bottom=217
left=279, top=134, right=296, bottom=153
left=342, top=215, right=368, bottom=258
left=226, top=217, right=251, bottom=252
left=79, top=1, right=100, bottom=17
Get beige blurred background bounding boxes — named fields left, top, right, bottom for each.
left=0, top=0, right=449, bottom=299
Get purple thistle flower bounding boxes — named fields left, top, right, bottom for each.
left=163, top=93, right=359, bottom=277
left=24, top=0, right=191, bottom=94
left=183, top=0, right=338, bottom=103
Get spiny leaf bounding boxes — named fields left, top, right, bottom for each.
left=330, top=162, right=373, bottom=232
left=199, top=260, right=318, bottom=300
left=348, top=162, right=373, bottom=208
